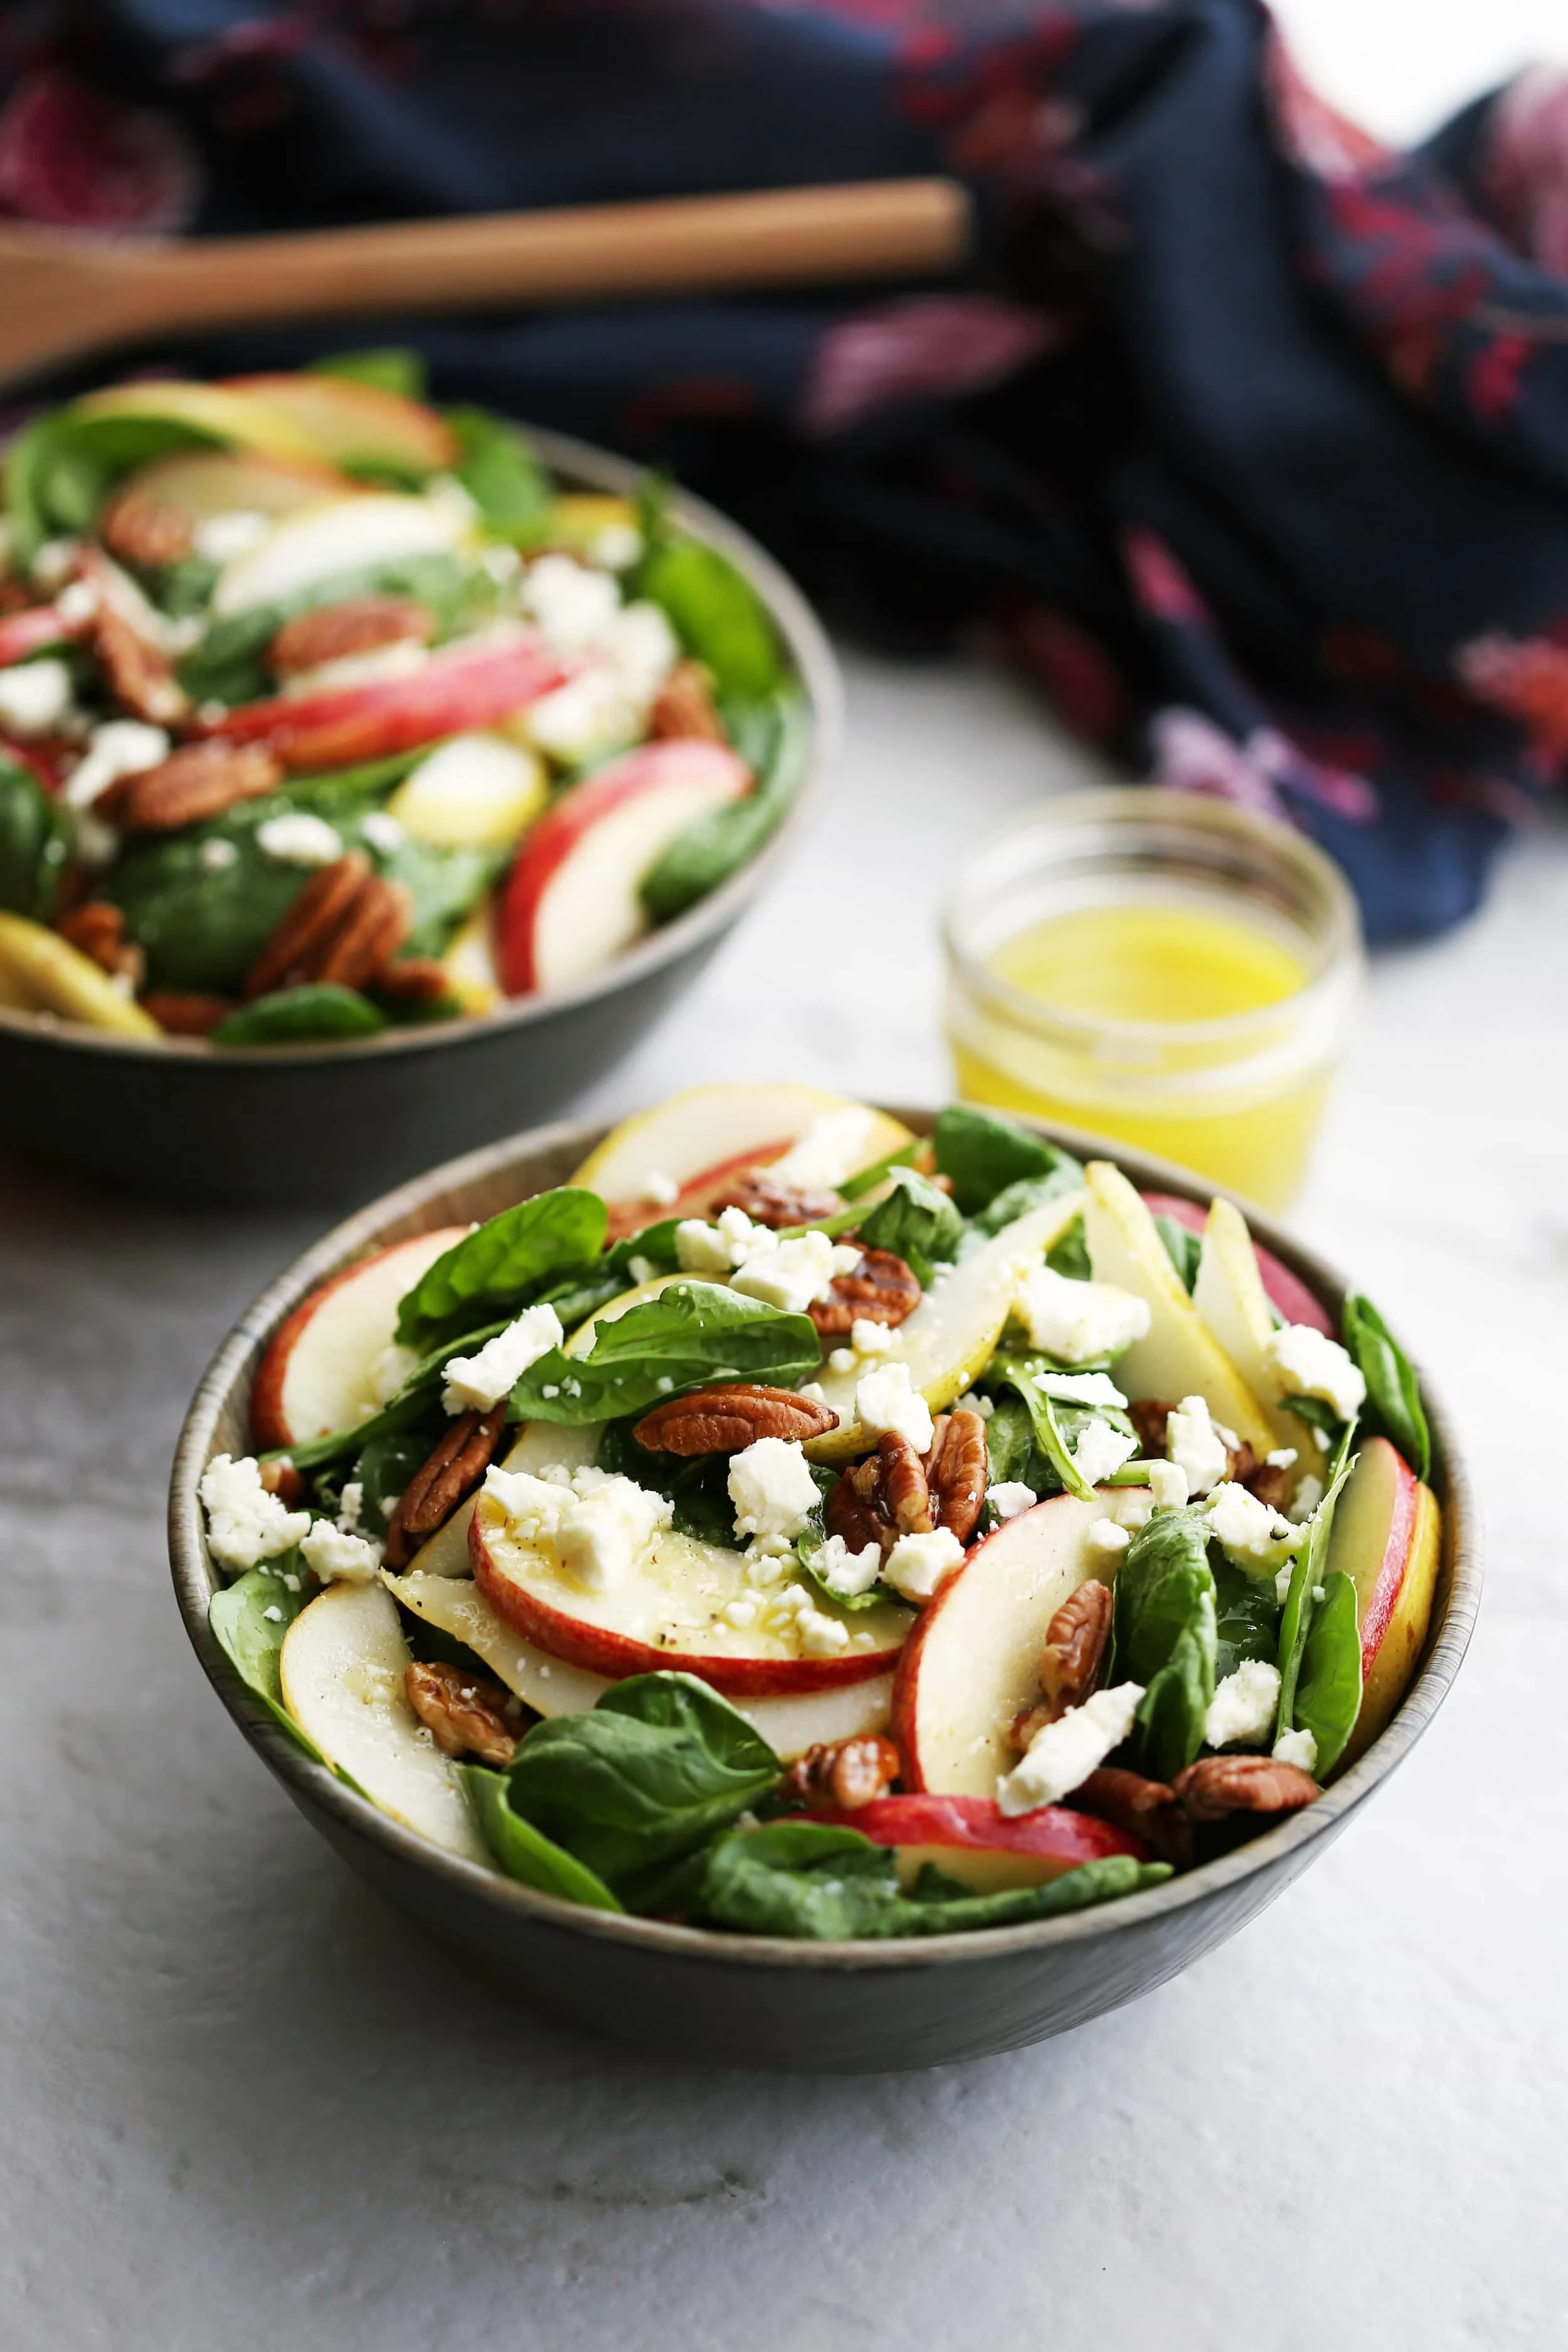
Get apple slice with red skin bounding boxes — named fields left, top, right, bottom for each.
left=470, top=1483, right=912, bottom=1697
left=0, top=603, right=77, bottom=666
left=252, top=1225, right=466, bottom=1451
left=497, top=739, right=751, bottom=995
left=201, top=632, right=567, bottom=771
left=1327, top=1434, right=1441, bottom=1767
left=1142, top=1191, right=1333, bottom=1337
left=220, top=373, right=460, bottom=473
left=805, top=1794, right=1146, bottom=1892
left=893, top=1490, right=1114, bottom=1798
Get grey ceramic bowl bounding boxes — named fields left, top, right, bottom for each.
left=169, top=1110, right=1480, bottom=2072
left=0, top=429, right=838, bottom=1204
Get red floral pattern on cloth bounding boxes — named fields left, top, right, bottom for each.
left=803, top=295, right=1059, bottom=433
left=1481, top=66, right=1568, bottom=276
left=0, top=68, right=199, bottom=233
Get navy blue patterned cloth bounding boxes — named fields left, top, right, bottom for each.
left=8, top=1, right=1568, bottom=937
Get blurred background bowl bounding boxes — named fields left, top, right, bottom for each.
left=0, top=425, right=838, bottom=1205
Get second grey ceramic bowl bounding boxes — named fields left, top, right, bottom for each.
left=169, top=1110, right=1480, bottom=2072
left=0, top=430, right=837, bottom=1204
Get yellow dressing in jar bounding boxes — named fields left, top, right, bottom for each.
left=945, top=793, right=1362, bottom=1210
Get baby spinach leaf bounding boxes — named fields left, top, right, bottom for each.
left=1044, top=1211, right=1092, bottom=1282
left=635, top=534, right=782, bottom=702
left=348, top=1429, right=431, bottom=1535
left=855, top=1165, right=961, bottom=1285
left=989, top=1359, right=1133, bottom=1505
left=282, top=1316, right=511, bottom=1473
left=533, top=1220, right=684, bottom=1336
left=208, top=1562, right=326, bottom=1764
left=1274, top=1448, right=1357, bottom=1746
left=967, top=1161, right=1089, bottom=1242
left=395, top=1187, right=607, bottom=1347
left=1114, top=1506, right=1217, bottom=1775
left=211, top=984, right=386, bottom=1046
left=1281, top=1393, right=1342, bottom=1448
left=6, top=406, right=213, bottom=556
left=933, top=1106, right=1078, bottom=1217
left=447, top=405, right=553, bottom=539
left=505, top=1671, right=780, bottom=1883
left=310, top=347, right=428, bottom=400
left=1291, top=1569, right=1362, bottom=1778
left=838, top=1139, right=921, bottom=1202
left=509, top=1281, right=820, bottom=1426
left=1343, top=1293, right=1431, bottom=1482
left=1212, top=1556, right=1281, bottom=1682
left=1154, top=1214, right=1202, bottom=1294
left=980, top=1392, right=1046, bottom=1496
left=1135, top=1604, right=1216, bottom=1783
left=462, top=1766, right=624, bottom=1910
left=637, top=684, right=808, bottom=925
left=151, top=553, right=221, bottom=618
left=0, top=756, right=68, bottom=919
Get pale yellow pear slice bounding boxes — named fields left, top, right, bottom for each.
left=211, top=492, right=468, bottom=617
left=571, top=1083, right=913, bottom=1203
left=1083, top=1162, right=1273, bottom=1457
left=1192, top=1197, right=1318, bottom=1456
left=436, top=901, right=502, bottom=1017
left=404, top=1419, right=603, bottom=1579
left=805, top=1194, right=1086, bottom=1464
left=388, top=733, right=548, bottom=851
left=278, top=1581, right=486, bottom=1862
left=0, top=913, right=161, bottom=1038
left=71, top=379, right=324, bottom=464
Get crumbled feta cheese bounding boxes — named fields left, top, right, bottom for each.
left=198, top=1453, right=310, bottom=1573
left=371, top=1343, right=419, bottom=1405
left=31, top=537, right=80, bottom=592
left=336, top=1481, right=366, bottom=1534
left=1072, top=1420, right=1138, bottom=1487
left=797, top=1605, right=852, bottom=1657
left=54, top=578, right=99, bottom=630
left=997, top=1682, right=1145, bottom=1814
left=728, top=1436, right=821, bottom=1545
left=675, top=1215, right=743, bottom=1274
left=591, top=521, right=643, bottom=571
left=199, top=836, right=239, bottom=874
left=767, top=1106, right=879, bottom=1190
left=828, top=1348, right=856, bottom=1376
left=1086, top=1517, right=1131, bottom=1556
left=522, top=551, right=622, bottom=648
left=641, top=1168, right=679, bottom=1206
left=442, top=1301, right=563, bottom=1412
left=485, top=1466, right=574, bottom=1542
left=64, top=720, right=169, bottom=818
left=1275, top=1563, right=1296, bottom=1605
left=527, top=669, right=639, bottom=765
left=1265, top=1323, right=1365, bottom=1422
left=360, top=809, right=407, bottom=857
left=300, top=1518, right=382, bottom=1584
left=1205, top=1480, right=1304, bottom=1572
left=1015, top=1265, right=1151, bottom=1364
left=731, top=1229, right=842, bottom=1315
left=987, top=1481, right=1037, bottom=1522
left=956, top=1391, right=995, bottom=1419
left=797, top=1382, right=828, bottom=1406
left=1205, top=1660, right=1281, bottom=1749
left=721, top=1596, right=758, bottom=1628
left=1148, top=1459, right=1190, bottom=1510
left=1266, top=1447, right=1298, bottom=1470
left=600, top=601, right=679, bottom=701
left=1166, top=1395, right=1229, bottom=1496
left=1273, top=1727, right=1319, bottom=1774
left=555, top=1476, right=672, bottom=1592
left=1293, top=1473, right=1324, bottom=1517
left=192, top=509, right=272, bottom=563
left=854, top=1361, right=933, bottom=1452
left=1032, top=1370, right=1128, bottom=1409
left=0, top=656, right=73, bottom=736
left=882, top=1526, right=965, bottom=1602
left=256, top=812, right=343, bottom=867
left=810, top=1533, right=883, bottom=1597
left=849, top=1317, right=896, bottom=1359
left=627, top=1256, right=657, bottom=1286
left=1115, top=1487, right=1154, bottom=1530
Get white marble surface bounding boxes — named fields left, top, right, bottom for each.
left=3, top=642, right=1565, bottom=2349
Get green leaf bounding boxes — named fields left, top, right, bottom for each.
left=988, top=1357, right=1133, bottom=1505
left=506, top=1671, right=780, bottom=1884
left=178, top=549, right=477, bottom=706
left=1135, top=1605, right=1216, bottom=1782
left=1280, top=1392, right=1343, bottom=1445
left=509, top=1280, right=820, bottom=1426
left=0, top=755, right=69, bottom=920
left=1113, top=1505, right=1217, bottom=1775
left=854, top=1165, right=961, bottom=1285
left=634, top=535, right=781, bottom=702
left=1212, top=1556, right=1281, bottom=1682
left=979, top=1392, right=1044, bottom=1493
left=1274, top=1447, right=1358, bottom=1745
left=395, top=1187, right=607, bottom=1347
left=1154, top=1214, right=1202, bottom=1294
left=462, top=1766, right=624, bottom=1910
left=309, top=347, right=428, bottom=400
left=1291, top=1569, right=1362, bottom=1778
left=1343, top=1294, right=1431, bottom=1482
left=933, top=1106, right=1079, bottom=1217
left=447, top=406, right=553, bottom=540
left=282, top=1315, right=511, bottom=1474
left=837, top=1139, right=921, bottom=1202
left=208, top=1562, right=326, bottom=1764
left=6, top=406, right=215, bottom=558
left=211, top=984, right=386, bottom=1046
left=637, top=686, right=808, bottom=926
left=594, top=1416, right=741, bottom=1548
left=347, top=1429, right=432, bottom=1537
left=967, top=1163, right=1088, bottom=1243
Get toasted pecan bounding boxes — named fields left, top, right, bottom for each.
left=242, top=852, right=411, bottom=999
left=825, top=1452, right=891, bottom=1559
left=877, top=1429, right=933, bottom=1537
left=1128, top=1398, right=1174, bottom=1456
left=822, top=1424, right=978, bottom=1564
left=268, top=595, right=435, bottom=677
left=710, top=1165, right=842, bottom=1230
left=787, top=1734, right=902, bottom=1811
left=91, top=604, right=189, bottom=727
left=314, top=871, right=413, bottom=989
left=1068, top=1767, right=1193, bottom=1867
left=257, top=1458, right=307, bottom=1507
left=632, top=1381, right=838, bottom=1456
left=405, top=1660, right=522, bottom=1767
left=1040, top=1579, right=1113, bottom=1716
left=142, top=989, right=236, bottom=1036
left=808, top=1246, right=921, bottom=1338
left=97, top=739, right=284, bottom=833
left=55, top=900, right=144, bottom=988
left=1243, top=1461, right=1295, bottom=1513
left=100, top=484, right=194, bottom=571
left=649, top=658, right=728, bottom=743
left=924, top=1410, right=988, bottom=1544
left=1172, top=1754, right=1321, bottom=1823
left=383, top=1405, right=509, bottom=1570
left=373, top=956, right=452, bottom=1005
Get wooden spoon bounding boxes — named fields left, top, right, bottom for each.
left=0, top=178, right=970, bottom=388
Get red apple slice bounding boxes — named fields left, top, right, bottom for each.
left=1327, top=1434, right=1441, bottom=1764
left=0, top=603, right=77, bottom=665
left=892, top=1491, right=1113, bottom=1798
left=220, top=373, right=460, bottom=472
left=1143, top=1191, right=1333, bottom=1336
left=202, top=630, right=566, bottom=770
left=252, top=1226, right=467, bottom=1451
left=110, top=447, right=358, bottom=533
left=497, top=739, right=751, bottom=995
left=805, top=1793, right=1145, bottom=1891
left=470, top=1483, right=912, bottom=1697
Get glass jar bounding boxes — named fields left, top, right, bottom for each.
left=943, top=789, right=1364, bottom=1210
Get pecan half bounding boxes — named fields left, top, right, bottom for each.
left=97, top=739, right=284, bottom=833
left=649, top=659, right=728, bottom=743
left=383, top=1405, right=508, bottom=1569
left=100, top=484, right=194, bottom=571
left=243, top=852, right=412, bottom=1000
left=91, top=604, right=189, bottom=727
left=142, top=989, right=236, bottom=1036
left=633, top=1381, right=838, bottom=1456
left=824, top=1426, right=972, bottom=1562
left=924, top=1411, right=988, bottom=1543
left=1039, top=1579, right=1114, bottom=1716
left=269, top=595, right=435, bottom=677
left=787, top=1733, right=902, bottom=1811
left=373, top=956, right=452, bottom=1005
left=878, top=1429, right=934, bottom=1537
left=825, top=1452, right=892, bottom=1557
left=55, top=901, right=144, bottom=988
left=405, top=1660, right=522, bottom=1767
left=1068, top=1767, right=1193, bottom=1868
left=808, top=1246, right=921, bottom=1338
left=1128, top=1398, right=1174, bottom=1456
left=1172, top=1754, right=1321, bottom=1823
left=711, top=1165, right=842, bottom=1230
left=1243, top=1460, right=1295, bottom=1513
left=258, top=1458, right=307, bottom=1507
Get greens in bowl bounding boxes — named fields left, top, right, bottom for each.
left=199, top=1083, right=1440, bottom=1941
left=0, top=355, right=802, bottom=1047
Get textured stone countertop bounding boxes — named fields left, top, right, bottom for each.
left=2, top=647, right=1564, bottom=2350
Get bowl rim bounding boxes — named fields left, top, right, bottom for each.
left=2, top=421, right=840, bottom=1069
left=168, top=1105, right=1481, bottom=1971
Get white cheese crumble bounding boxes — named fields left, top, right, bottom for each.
left=1115, top=1486, right=1155, bottom=1530
left=641, top=1168, right=679, bottom=1205
left=810, top=1532, right=883, bottom=1597
left=1032, top=1369, right=1128, bottom=1409
left=359, top=808, right=406, bottom=856
left=1205, top=1480, right=1305, bottom=1572
left=1086, top=1517, right=1132, bottom=1556
left=1015, top=1265, right=1151, bottom=1364
left=1148, top=1459, right=1190, bottom=1510
left=987, top=1481, right=1037, bottom=1522
left=731, top=1229, right=844, bottom=1315
left=728, top=1437, right=821, bottom=1545
left=1265, top=1323, right=1365, bottom=1422
left=556, top=1476, right=672, bottom=1593
left=1166, top=1394, right=1229, bottom=1495
left=63, top=721, right=169, bottom=862
left=956, top=1391, right=995, bottom=1419
left=0, top=655, right=73, bottom=736
left=1205, top=1659, right=1281, bottom=1749
left=192, top=510, right=272, bottom=563
left=198, top=1453, right=310, bottom=1572
left=526, top=669, right=639, bottom=765
left=198, top=836, right=239, bottom=873
left=256, top=812, right=344, bottom=867
left=522, top=551, right=622, bottom=649
left=996, top=1682, right=1145, bottom=1814
left=849, top=1317, right=897, bottom=1359
left=766, top=1582, right=852, bottom=1656
left=1293, top=1473, right=1324, bottom=1517
left=881, top=1527, right=964, bottom=1602
left=442, top=1302, right=563, bottom=1413
left=31, top=537, right=80, bottom=592
left=1266, top=1447, right=1298, bottom=1470
left=854, top=1360, right=933, bottom=1452
left=1273, top=1727, right=1319, bottom=1774
left=1072, top=1420, right=1138, bottom=1487
left=300, top=1519, right=383, bottom=1584
left=767, top=1106, right=879, bottom=1190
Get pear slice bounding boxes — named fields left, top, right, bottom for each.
left=277, top=1581, right=487, bottom=1862
left=211, top=492, right=469, bottom=618
left=1083, top=1162, right=1274, bottom=1458
left=1192, top=1197, right=1319, bottom=1457
left=0, top=913, right=161, bottom=1038
left=805, top=1194, right=1086, bottom=1464
left=571, top=1083, right=913, bottom=1208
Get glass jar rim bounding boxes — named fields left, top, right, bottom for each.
left=942, top=787, right=1364, bottom=1054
